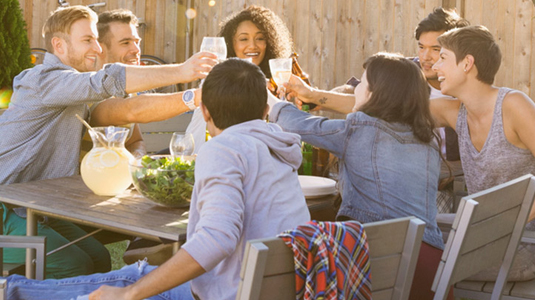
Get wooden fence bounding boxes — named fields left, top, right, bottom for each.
left=17, top=0, right=535, bottom=99
left=18, top=0, right=190, bottom=65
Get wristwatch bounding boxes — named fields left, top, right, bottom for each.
left=182, top=89, right=196, bottom=110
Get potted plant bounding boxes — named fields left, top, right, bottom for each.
left=0, top=0, right=33, bottom=110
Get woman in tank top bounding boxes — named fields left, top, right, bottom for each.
left=431, top=25, right=535, bottom=281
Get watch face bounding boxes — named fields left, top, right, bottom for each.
left=184, top=90, right=194, bottom=102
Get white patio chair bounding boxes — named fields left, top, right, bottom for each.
left=432, top=174, right=535, bottom=300
left=0, top=206, right=47, bottom=299
left=236, top=216, right=425, bottom=300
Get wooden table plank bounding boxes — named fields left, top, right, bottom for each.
left=0, top=176, right=338, bottom=240
left=0, top=175, right=188, bottom=242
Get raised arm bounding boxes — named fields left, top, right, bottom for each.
left=124, top=52, right=217, bottom=94
left=285, top=75, right=356, bottom=114
left=429, top=97, right=461, bottom=129
left=90, top=89, right=201, bottom=126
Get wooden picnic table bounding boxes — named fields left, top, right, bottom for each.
left=0, top=175, right=337, bottom=278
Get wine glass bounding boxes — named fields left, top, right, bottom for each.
left=200, top=37, right=227, bottom=62
left=170, top=132, right=195, bottom=158
left=269, top=58, right=292, bottom=100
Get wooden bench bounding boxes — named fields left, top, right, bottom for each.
left=138, top=112, right=193, bottom=153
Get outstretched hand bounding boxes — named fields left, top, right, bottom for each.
left=284, top=75, right=320, bottom=110
left=179, top=51, right=218, bottom=82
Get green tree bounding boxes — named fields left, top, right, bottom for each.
left=0, top=0, right=33, bottom=88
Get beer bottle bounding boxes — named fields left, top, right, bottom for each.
left=291, top=53, right=316, bottom=109
left=298, top=105, right=313, bottom=175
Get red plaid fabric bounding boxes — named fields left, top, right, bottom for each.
left=278, top=220, right=372, bottom=300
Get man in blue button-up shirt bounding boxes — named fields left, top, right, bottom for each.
left=0, top=5, right=216, bottom=279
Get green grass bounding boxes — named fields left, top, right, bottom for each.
left=105, top=240, right=128, bottom=270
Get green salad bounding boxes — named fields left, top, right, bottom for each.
left=131, top=155, right=195, bottom=207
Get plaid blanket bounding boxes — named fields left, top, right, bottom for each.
left=278, top=220, right=372, bottom=300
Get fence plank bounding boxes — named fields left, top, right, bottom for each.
left=513, top=0, right=533, bottom=95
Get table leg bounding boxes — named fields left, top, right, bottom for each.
left=26, top=208, right=37, bottom=279
left=172, top=242, right=180, bottom=254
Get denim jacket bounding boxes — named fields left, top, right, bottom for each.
left=270, top=103, right=444, bottom=249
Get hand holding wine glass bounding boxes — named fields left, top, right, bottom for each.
left=200, top=37, right=227, bottom=62
left=170, top=132, right=195, bottom=158
left=269, top=58, right=292, bottom=100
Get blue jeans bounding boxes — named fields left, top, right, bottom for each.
left=6, top=260, right=194, bottom=300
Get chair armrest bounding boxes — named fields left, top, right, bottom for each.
left=521, top=231, right=535, bottom=244
left=436, top=213, right=456, bottom=244
left=436, top=213, right=455, bottom=229
left=0, top=236, right=46, bottom=280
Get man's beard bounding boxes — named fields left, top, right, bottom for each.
left=67, top=43, right=96, bottom=72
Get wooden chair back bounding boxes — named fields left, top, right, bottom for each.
left=236, top=217, right=425, bottom=300
left=139, top=113, right=192, bottom=153
left=432, top=174, right=535, bottom=300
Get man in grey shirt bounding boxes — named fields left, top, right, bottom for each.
left=0, top=5, right=216, bottom=278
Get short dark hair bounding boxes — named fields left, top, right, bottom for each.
left=202, top=58, right=268, bottom=129
left=359, top=52, right=436, bottom=143
left=97, top=9, right=138, bottom=47
left=415, top=7, right=469, bottom=40
left=218, top=5, right=293, bottom=78
left=438, top=25, right=501, bottom=85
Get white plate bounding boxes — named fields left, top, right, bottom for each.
left=298, top=175, right=337, bottom=199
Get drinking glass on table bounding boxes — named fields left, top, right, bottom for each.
left=200, top=37, right=227, bottom=62
left=170, top=132, right=195, bottom=158
left=269, top=58, right=292, bottom=100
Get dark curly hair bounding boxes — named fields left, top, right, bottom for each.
left=218, top=5, right=293, bottom=78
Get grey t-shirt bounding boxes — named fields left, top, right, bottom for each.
left=457, top=87, right=535, bottom=194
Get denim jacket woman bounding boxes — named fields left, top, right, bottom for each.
left=270, top=104, right=444, bottom=249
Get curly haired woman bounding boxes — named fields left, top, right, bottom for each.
left=218, top=5, right=293, bottom=78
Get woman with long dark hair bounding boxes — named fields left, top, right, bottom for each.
left=269, top=52, right=449, bottom=299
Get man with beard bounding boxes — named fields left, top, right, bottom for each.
left=0, top=5, right=216, bottom=278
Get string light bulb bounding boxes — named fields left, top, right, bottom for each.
left=185, top=8, right=197, bottom=19
left=208, top=0, right=216, bottom=6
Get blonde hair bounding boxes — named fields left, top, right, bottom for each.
left=42, top=5, right=98, bottom=53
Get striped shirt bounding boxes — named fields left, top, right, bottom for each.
left=0, top=53, right=127, bottom=185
